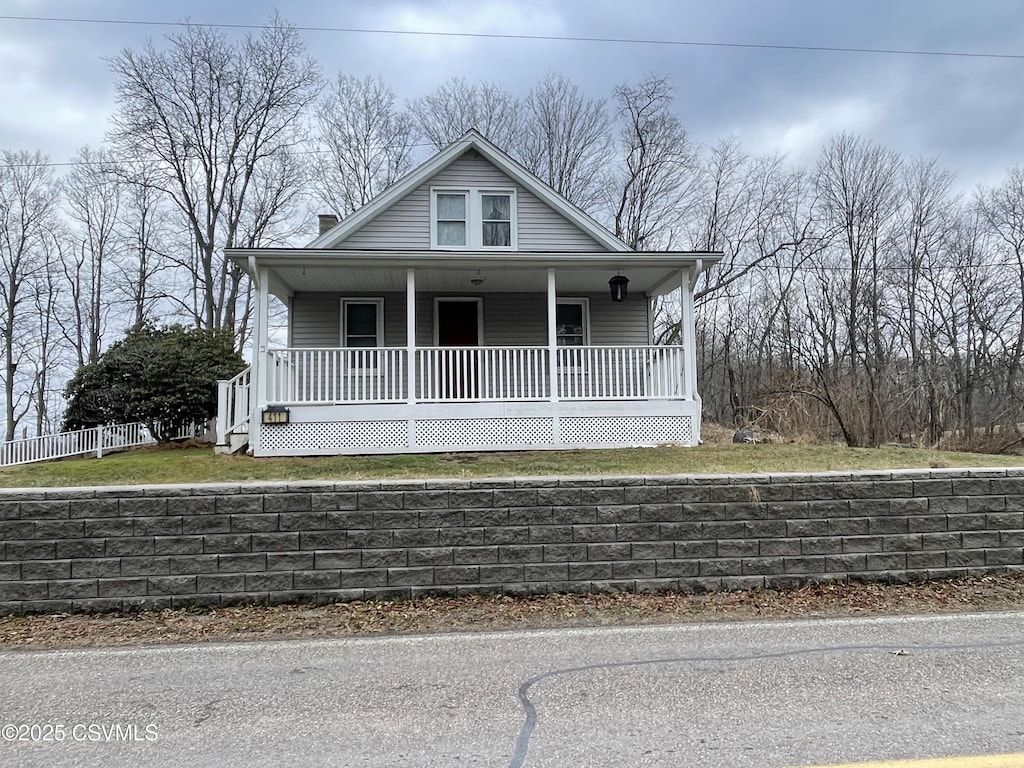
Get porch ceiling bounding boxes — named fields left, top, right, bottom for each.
left=266, top=264, right=688, bottom=296
left=227, top=248, right=721, bottom=299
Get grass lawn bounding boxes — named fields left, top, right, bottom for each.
left=0, top=441, right=1022, bottom=488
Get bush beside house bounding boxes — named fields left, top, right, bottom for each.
left=62, top=324, right=246, bottom=442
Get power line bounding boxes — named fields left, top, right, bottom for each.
left=0, top=144, right=440, bottom=170
left=2, top=14, right=1023, bottom=61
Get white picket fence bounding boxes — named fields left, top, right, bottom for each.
left=0, top=421, right=210, bottom=468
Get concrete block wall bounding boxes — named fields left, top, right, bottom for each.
left=1, top=468, right=1023, bottom=614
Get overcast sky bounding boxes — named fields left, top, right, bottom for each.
left=2, top=0, right=1024, bottom=189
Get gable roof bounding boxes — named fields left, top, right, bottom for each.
left=309, top=129, right=630, bottom=252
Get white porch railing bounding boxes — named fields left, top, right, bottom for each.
left=0, top=423, right=155, bottom=467
left=215, top=367, right=252, bottom=444
left=557, top=345, right=685, bottom=400
left=267, top=347, right=407, bottom=404
left=417, top=347, right=549, bottom=401
left=260, top=345, right=686, bottom=405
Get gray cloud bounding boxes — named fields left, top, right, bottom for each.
left=2, top=0, right=1023, bottom=188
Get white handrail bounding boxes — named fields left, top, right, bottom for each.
left=0, top=423, right=156, bottom=467
left=216, top=367, right=252, bottom=444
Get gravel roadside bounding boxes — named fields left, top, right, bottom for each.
left=2, top=573, right=1023, bottom=650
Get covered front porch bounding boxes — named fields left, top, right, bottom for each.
left=217, top=249, right=716, bottom=456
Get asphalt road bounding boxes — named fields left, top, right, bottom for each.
left=1, top=612, right=1024, bottom=767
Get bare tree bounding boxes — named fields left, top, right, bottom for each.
left=107, top=14, right=322, bottom=335
left=610, top=76, right=698, bottom=249
left=114, top=162, right=174, bottom=328
left=888, top=157, right=958, bottom=442
left=518, top=73, right=609, bottom=210
left=60, top=145, right=123, bottom=366
left=976, top=166, right=1024, bottom=391
left=408, top=77, right=522, bottom=150
left=809, top=133, right=903, bottom=446
left=312, top=74, right=418, bottom=218
left=0, top=150, right=61, bottom=441
left=27, top=245, right=67, bottom=435
left=691, top=140, right=815, bottom=300
left=918, top=209, right=1004, bottom=448
left=683, top=150, right=819, bottom=429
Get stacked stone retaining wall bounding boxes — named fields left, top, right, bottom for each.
left=1, top=468, right=1023, bottom=614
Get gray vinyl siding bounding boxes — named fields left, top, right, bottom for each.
left=338, top=154, right=606, bottom=251
left=587, top=294, right=650, bottom=345
left=515, top=194, right=604, bottom=251
left=291, top=293, right=408, bottom=347
left=290, top=293, right=340, bottom=347
left=291, top=291, right=650, bottom=348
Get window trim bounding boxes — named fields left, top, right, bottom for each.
left=430, top=187, right=517, bottom=250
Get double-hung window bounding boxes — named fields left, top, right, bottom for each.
left=556, top=299, right=589, bottom=347
left=556, top=298, right=589, bottom=372
left=435, top=193, right=467, bottom=247
left=341, top=298, right=383, bottom=367
left=432, top=188, right=516, bottom=249
left=481, top=194, right=511, bottom=247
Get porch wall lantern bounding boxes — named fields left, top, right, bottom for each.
left=609, top=275, right=629, bottom=302
left=261, top=405, right=290, bottom=425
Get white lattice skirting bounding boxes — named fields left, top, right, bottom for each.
left=259, top=420, right=408, bottom=453
left=561, top=416, right=693, bottom=446
left=255, top=414, right=696, bottom=456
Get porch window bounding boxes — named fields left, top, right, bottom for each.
left=342, top=299, right=383, bottom=346
left=342, top=298, right=384, bottom=368
left=432, top=188, right=516, bottom=249
left=556, top=299, right=589, bottom=346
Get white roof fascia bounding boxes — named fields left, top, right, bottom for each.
left=227, top=248, right=722, bottom=271
left=308, top=129, right=631, bottom=252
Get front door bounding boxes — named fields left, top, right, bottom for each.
left=436, top=299, right=480, bottom=398
left=437, top=300, right=480, bottom=346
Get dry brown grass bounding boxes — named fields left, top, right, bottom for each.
left=2, top=573, right=1022, bottom=650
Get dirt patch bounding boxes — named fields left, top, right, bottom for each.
left=2, top=573, right=1023, bottom=650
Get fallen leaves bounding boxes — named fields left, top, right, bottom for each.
left=1, top=572, right=1023, bottom=651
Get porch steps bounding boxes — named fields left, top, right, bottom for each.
left=214, top=432, right=249, bottom=455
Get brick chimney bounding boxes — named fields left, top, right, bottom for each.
left=318, top=214, right=339, bottom=236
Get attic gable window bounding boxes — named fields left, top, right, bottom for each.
left=431, top=188, right=516, bottom=250
left=436, top=193, right=467, bottom=246
left=481, top=194, right=511, bottom=246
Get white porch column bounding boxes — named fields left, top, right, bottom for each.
left=406, top=268, right=417, bottom=405
left=679, top=264, right=699, bottom=401
left=253, top=265, right=270, bottom=407
left=248, top=262, right=270, bottom=452
left=406, top=268, right=418, bottom=451
left=547, top=268, right=558, bottom=403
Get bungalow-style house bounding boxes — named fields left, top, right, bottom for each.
left=216, top=130, right=721, bottom=457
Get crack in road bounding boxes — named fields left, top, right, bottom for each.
left=507, top=638, right=1024, bottom=768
